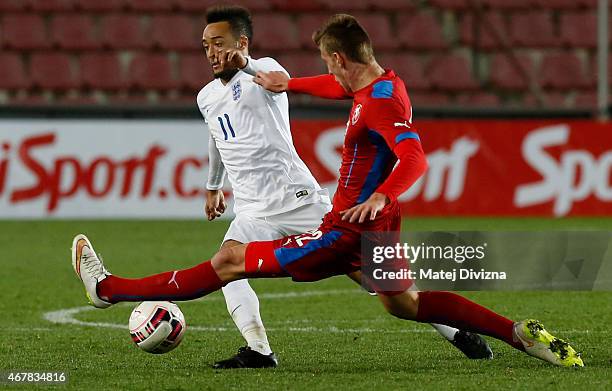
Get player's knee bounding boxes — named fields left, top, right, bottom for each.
left=211, top=246, right=246, bottom=280
left=379, top=290, right=419, bottom=320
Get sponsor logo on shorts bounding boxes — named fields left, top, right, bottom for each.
left=295, top=190, right=308, bottom=199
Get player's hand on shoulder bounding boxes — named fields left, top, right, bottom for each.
left=205, top=189, right=226, bottom=221
left=340, top=192, right=390, bottom=223
left=218, top=48, right=247, bottom=70
left=253, top=71, right=289, bottom=93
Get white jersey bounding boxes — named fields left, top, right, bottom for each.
left=197, top=56, right=330, bottom=218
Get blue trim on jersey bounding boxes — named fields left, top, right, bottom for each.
left=395, top=131, right=420, bottom=144
left=224, top=113, right=236, bottom=137
left=371, top=80, right=394, bottom=99
left=357, top=130, right=392, bottom=203
left=345, top=143, right=358, bottom=188
left=274, top=231, right=343, bottom=267
left=217, top=117, right=228, bottom=140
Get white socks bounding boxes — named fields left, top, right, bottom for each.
left=430, top=323, right=458, bottom=341
left=409, top=283, right=458, bottom=341
left=222, top=279, right=273, bottom=355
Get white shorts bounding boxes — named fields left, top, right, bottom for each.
left=223, top=202, right=332, bottom=244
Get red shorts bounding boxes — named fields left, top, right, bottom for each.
left=245, top=202, right=411, bottom=293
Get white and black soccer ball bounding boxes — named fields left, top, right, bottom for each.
left=129, top=301, right=186, bottom=354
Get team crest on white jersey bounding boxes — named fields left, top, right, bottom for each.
left=232, top=81, right=242, bottom=101
left=351, top=104, right=362, bottom=125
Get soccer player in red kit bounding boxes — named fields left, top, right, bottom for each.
left=72, top=14, right=583, bottom=367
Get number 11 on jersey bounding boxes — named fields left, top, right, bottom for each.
left=217, top=114, right=236, bottom=140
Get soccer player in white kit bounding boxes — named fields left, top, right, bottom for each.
left=197, top=5, right=491, bottom=368
left=198, top=6, right=332, bottom=368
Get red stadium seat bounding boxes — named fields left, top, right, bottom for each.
left=460, top=12, right=508, bottom=50
left=523, top=92, right=570, bottom=108
left=0, top=54, right=29, bottom=89
left=126, top=0, right=173, bottom=11
left=574, top=91, right=597, bottom=108
left=325, top=0, right=370, bottom=10
left=456, top=93, right=501, bottom=106
left=377, top=53, right=430, bottom=91
left=0, top=0, right=27, bottom=11
left=409, top=92, right=450, bottom=107
left=531, top=0, right=593, bottom=8
left=277, top=52, right=326, bottom=77
left=369, top=0, right=416, bottom=10
left=510, top=12, right=559, bottom=48
left=175, top=0, right=271, bottom=11
left=297, top=14, right=329, bottom=49
left=173, top=0, right=218, bottom=11
left=107, top=93, right=151, bottom=105
left=353, top=14, right=397, bottom=50
left=540, top=52, right=591, bottom=90
left=51, top=15, right=100, bottom=50
left=560, top=12, right=597, bottom=48
left=80, top=54, right=127, bottom=90
left=150, top=16, right=199, bottom=51
left=30, top=53, right=78, bottom=90
left=76, top=0, right=125, bottom=11
left=101, top=14, right=150, bottom=49
left=2, top=14, right=50, bottom=50
left=58, top=93, right=98, bottom=105
left=480, top=0, right=531, bottom=9
left=29, top=0, right=75, bottom=11
left=179, top=53, right=213, bottom=90
left=489, top=54, right=533, bottom=90
left=429, top=0, right=468, bottom=9
left=428, top=54, right=478, bottom=91
left=128, top=53, right=177, bottom=90
left=398, top=12, right=447, bottom=50
left=7, top=94, right=49, bottom=106
left=251, top=14, right=299, bottom=50
left=270, top=0, right=326, bottom=11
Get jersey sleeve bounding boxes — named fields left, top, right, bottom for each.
left=241, top=56, right=289, bottom=77
left=365, top=98, right=427, bottom=202
left=206, top=133, right=226, bottom=190
left=287, top=74, right=353, bottom=100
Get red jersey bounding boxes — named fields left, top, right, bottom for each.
left=289, top=70, right=427, bottom=215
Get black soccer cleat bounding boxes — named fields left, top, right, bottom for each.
left=450, top=330, right=494, bottom=360
left=212, top=346, right=279, bottom=369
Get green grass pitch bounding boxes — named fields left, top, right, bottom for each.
left=1, top=218, right=611, bottom=390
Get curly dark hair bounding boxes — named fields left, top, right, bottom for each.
left=206, top=5, right=253, bottom=41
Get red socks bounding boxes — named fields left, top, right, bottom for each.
left=98, top=261, right=225, bottom=303
left=416, top=291, right=524, bottom=351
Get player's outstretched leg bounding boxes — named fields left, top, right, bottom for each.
left=72, top=234, right=112, bottom=308
left=378, top=290, right=583, bottom=367
left=350, top=271, right=492, bottom=359
left=71, top=234, right=256, bottom=307
left=430, top=323, right=493, bottom=360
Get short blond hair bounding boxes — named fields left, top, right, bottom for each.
left=312, top=14, right=374, bottom=64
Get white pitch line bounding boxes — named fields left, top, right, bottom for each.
left=41, top=289, right=602, bottom=335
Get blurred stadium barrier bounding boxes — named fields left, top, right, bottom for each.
left=1, top=118, right=610, bottom=218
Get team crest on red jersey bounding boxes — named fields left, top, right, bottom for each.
left=351, top=104, right=362, bottom=125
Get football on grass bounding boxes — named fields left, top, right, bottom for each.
left=129, top=301, right=186, bottom=354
